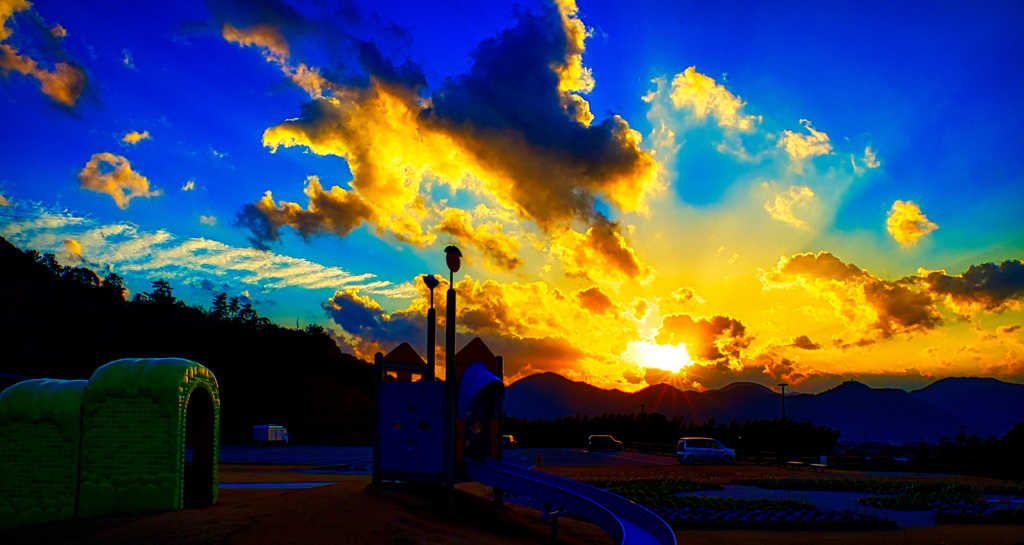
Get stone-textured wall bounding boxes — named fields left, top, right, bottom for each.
left=77, top=395, right=179, bottom=517
left=0, top=379, right=86, bottom=530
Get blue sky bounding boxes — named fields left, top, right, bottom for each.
left=2, top=0, right=1022, bottom=392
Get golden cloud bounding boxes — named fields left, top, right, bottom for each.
left=199, top=215, right=217, bottom=226
left=668, top=67, right=760, bottom=131
left=77, top=152, right=162, bottom=209
left=322, top=274, right=642, bottom=383
left=763, top=183, right=815, bottom=229
left=762, top=251, right=943, bottom=341
left=181, top=179, right=195, bottom=191
left=0, top=193, right=10, bottom=206
left=435, top=208, right=523, bottom=271
left=0, top=0, right=85, bottom=107
left=551, top=0, right=595, bottom=125
left=655, top=312, right=751, bottom=363
left=777, top=119, right=831, bottom=172
left=550, top=216, right=655, bottom=286
left=631, top=298, right=649, bottom=320
left=62, top=238, right=82, bottom=262
left=228, top=7, right=659, bottom=277
left=670, top=287, right=705, bottom=306
left=222, top=23, right=289, bottom=62
left=122, top=130, right=150, bottom=145
left=887, top=200, right=938, bottom=247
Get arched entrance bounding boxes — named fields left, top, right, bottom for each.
left=183, top=386, right=215, bottom=508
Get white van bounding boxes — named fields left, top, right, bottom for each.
left=676, top=437, right=734, bottom=464
left=253, top=424, right=289, bottom=446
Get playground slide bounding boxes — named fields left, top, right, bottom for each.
left=465, top=458, right=676, bottom=545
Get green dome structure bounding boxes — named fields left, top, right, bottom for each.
left=0, top=358, right=219, bottom=530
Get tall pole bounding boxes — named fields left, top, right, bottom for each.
left=778, top=383, right=788, bottom=420
left=778, top=382, right=788, bottom=465
left=423, top=275, right=438, bottom=382
left=443, top=246, right=462, bottom=514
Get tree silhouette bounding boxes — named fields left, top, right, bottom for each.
left=102, top=272, right=125, bottom=299
left=211, top=292, right=228, bottom=320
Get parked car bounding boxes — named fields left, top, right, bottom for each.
left=587, top=434, right=623, bottom=451
left=502, top=435, right=517, bottom=449
left=676, top=437, right=734, bottom=464
left=253, top=424, right=289, bottom=446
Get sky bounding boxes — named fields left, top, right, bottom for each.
left=2, top=0, right=1023, bottom=393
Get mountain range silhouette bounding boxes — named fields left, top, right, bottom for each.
left=505, top=372, right=1024, bottom=443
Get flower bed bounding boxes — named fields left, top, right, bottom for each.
left=933, top=501, right=1024, bottom=525
left=654, top=506, right=896, bottom=530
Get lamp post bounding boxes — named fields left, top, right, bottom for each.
left=422, top=275, right=439, bottom=381
left=443, top=245, right=461, bottom=513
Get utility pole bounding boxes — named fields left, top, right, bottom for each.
left=640, top=404, right=645, bottom=452
left=777, top=383, right=788, bottom=420
left=777, top=383, right=788, bottom=464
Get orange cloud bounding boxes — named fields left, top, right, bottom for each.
left=222, top=23, right=289, bottom=62
left=761, top=251, right=943, bottom=341
left=62, top=238, right=82, bottom=262
left=0, top=0, right=86, bottom=107
left=576, top=286, right=615, bottom=315
left=670, top=287, right=705, bottom=306
left=791, top=335, right=821, bottom=350
left=122, top=130, right=150, bottom=145
left=0, top=193, right=10, bottom=206
left=887, top=200, right=938, bottom=247
left=435, top=208, right=523, bottom=271
left=631, top=298, right=649, bottom=320
left=655, top=313, right=751, bottom=363
left=77, top=153, right=162, bottom=209
left=550, top=216, right=655, bottom=286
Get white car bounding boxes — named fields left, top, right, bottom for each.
left=676, top=437, right=734, bottom=464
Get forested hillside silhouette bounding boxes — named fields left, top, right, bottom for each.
left=0, top=236, right=372, bottom=445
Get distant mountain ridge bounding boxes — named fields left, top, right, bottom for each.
left=505, top=373, right=1024, bottom=443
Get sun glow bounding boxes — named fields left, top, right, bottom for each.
left=625, top=340, right=694, bottom=373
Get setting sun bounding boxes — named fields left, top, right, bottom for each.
left=626, top=341, right=694, bottom=374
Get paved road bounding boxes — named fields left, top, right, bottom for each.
left=219, top=445, right=674, bottom=470
left=501, top=448, right=677, bottom=468
left=219, top=445, right=373, bottom=470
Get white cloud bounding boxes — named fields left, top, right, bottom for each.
left=0, top=205, right=405, bottom=296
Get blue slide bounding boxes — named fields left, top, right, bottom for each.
left=465, top=457, right=676, bottom=545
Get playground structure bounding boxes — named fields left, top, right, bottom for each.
left=372, top=247, right=676, bottom=545
left=0, top=358, right=219, bottom=530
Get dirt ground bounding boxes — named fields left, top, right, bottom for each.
left=7, top=464, right=1024, bottom=545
